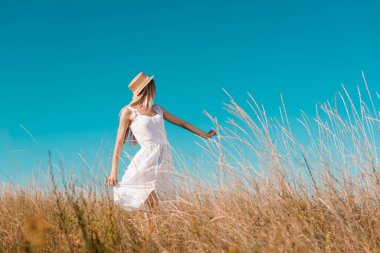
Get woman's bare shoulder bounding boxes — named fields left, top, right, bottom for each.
left=118, top=106, right=134, bottom=120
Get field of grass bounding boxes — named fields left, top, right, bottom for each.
left=1, top=73, right=379, bottom=252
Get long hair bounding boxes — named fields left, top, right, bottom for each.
left=118, top=79, right=156, bottom=147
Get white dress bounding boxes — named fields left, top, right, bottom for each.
left=113, top=104, right=177, bottom=211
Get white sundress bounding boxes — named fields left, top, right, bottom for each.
left=113, top=104, right=178, bottom=211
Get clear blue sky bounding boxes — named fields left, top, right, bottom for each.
left=1, top=0, right=379, bottom=185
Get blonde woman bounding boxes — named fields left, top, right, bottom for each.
left=106, top=72, right=217, bottom=212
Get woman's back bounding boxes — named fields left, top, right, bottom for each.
left=125, top=104, right=168, bottom=147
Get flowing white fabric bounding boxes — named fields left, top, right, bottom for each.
left=113, top=104, right=177, bottom=211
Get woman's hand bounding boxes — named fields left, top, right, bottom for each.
left=205, top=129, right=217, bottom=139
left=105, top=172, right=118, bottom=186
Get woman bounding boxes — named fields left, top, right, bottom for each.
left=106, top=72, right=217, bottom=212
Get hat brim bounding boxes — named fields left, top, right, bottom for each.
left=133, top=74, right=154, bottom=96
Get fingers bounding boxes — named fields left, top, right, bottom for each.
left=105, top=176, right=118, bottom=186
left=208, top=129, right=217, bottom=138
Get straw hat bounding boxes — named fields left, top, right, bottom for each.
left=128, top=72, right=154, bottom=96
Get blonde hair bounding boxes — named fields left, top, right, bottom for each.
left=118, top=79, right=156, bottom=147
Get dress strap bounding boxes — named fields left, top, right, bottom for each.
left=125, top=105, right=138, bottom=120
left=125, top=105, right=161, bottom=118
left=154, top=104, right=163, bottom=115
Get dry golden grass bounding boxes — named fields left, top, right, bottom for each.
left=1, top=72, right=379, bottom=252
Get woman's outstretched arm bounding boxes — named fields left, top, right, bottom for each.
left=106, top=107, right=132, bottom=186
left=159, top=105, right=217, bottom=139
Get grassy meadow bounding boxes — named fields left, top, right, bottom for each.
left=1, top=74, right=379, bottom=252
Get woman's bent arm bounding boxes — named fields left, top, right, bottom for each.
left=106, top=108, right=132, bottom=186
